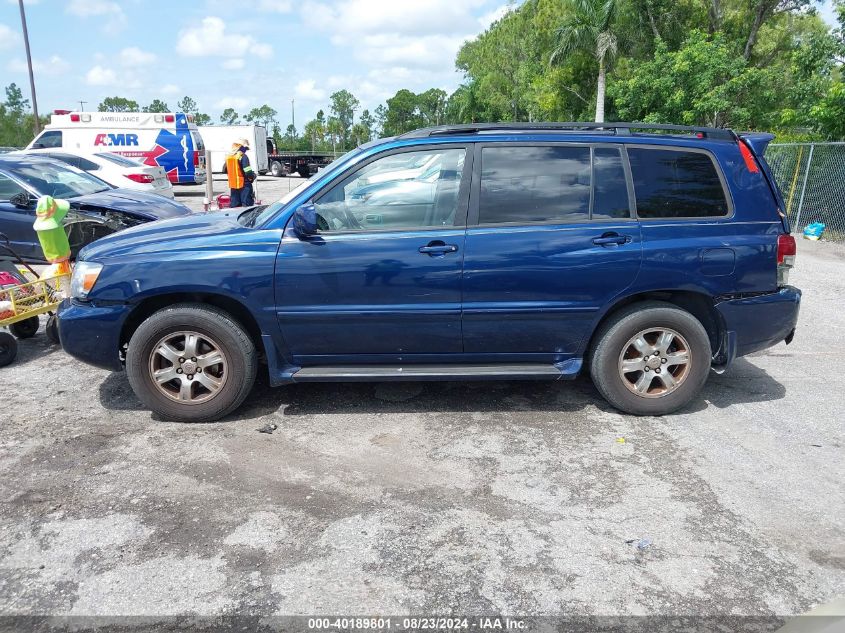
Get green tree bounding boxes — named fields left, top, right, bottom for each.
left=372, top=105, right=387, bottom=138
left=550, top=0, right=620, bottom=122
left=194, top=113, right=212, bottom=125
left=98, top=96, right=139, bottom=112
left=383, top=89, right=422, bottom=136
left=329, top=90, right=360, bottom=149
left=811, top=81, right=845, bottom=139
left=610, top=31, right=777, bottom=128
left=303, top=118, right=325, bottom=152
left=245, top=105, right=278, bottom=128
left=177, top=96, right=198, bottom=114
left=326, top=116, right=343, bottom=153
left=220, top=108, right=240, bottom=125
left=142, top=99, right=169, bottom=113
left=417, top=88, right=448, bottom=126
left=0, top=83, right=43, bottom=147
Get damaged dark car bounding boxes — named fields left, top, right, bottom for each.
left=0, top=155, right=192, bottom=262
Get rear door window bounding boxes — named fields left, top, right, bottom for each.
left=628, top=147, right=730, bottom=218
left=592, top=147, right=630, bottom=219
left=479, top=146, right=591, bottom=224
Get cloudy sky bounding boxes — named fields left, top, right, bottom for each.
left=0, top=0, right=511, bottom=127
left=0, top=0, right=840, bottom=128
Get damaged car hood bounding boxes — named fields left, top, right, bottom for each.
left=69, top=189, right=191, bottom=220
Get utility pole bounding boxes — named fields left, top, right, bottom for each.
left=18, top=0, right=41, bottom=135
left=78, top=101, right=87, bottom=112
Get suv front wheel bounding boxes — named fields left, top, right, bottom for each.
left=126, top=304, right=257, bottom=422
left=590, top=302, right=711, bottom=416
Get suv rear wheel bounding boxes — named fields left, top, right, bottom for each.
left=126, top=304, right=257, bottom=422
left=590, top=301, right=711, bottom=416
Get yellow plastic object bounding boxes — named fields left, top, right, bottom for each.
left=0, top=272, right=71, bottom=326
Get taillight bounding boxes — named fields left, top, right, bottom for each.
left=739, top=140, right=760, bottom=173
left=193, top=150, right=199, bottom=167
left=125, top=173, right=154, bottom=184
left=777, top=234, right=796, bottom=285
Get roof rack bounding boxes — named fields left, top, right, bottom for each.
left=398, top=122, right=737, bottom=141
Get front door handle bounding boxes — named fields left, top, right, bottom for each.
left=592, top=233, right=632, bottom=246
left=419, top=241, right=458, bottom=256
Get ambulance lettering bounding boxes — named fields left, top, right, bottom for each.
left=94, top=133, right=139, bottom=147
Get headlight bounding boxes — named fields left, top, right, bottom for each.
left=70, top=261, right=103, bottom=300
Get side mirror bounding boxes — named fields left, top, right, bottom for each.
left=9, top=191, right=31, bottom=208
left=292, top=203, right=319, bottom=238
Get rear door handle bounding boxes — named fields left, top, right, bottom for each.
left=419, top=241, right=458, bottom=256
left=592, top=233, right=632, bottom=246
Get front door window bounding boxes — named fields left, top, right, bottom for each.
left=313, top=148, right=466, bottom=232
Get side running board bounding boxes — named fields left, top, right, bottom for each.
left=292, top=364, right=567, bottom=382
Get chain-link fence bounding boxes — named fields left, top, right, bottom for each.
left=765, top=142, right=845, bottom=241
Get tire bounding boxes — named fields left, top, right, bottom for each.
left=125, top=304, right=258, bottom=422
left=297, top=167, right=310, bottom=178
left=589, top=301, right=711, bottom=416
left=270, top=161, right=284, bottom=177
left=10, top=316, right=39, bottom=339
left=45, top=314, right=60, bottom=345
left=0, top=331, right=18, bottom=367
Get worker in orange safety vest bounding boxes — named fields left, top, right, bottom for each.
left=226, top=138, right=256, bottom=207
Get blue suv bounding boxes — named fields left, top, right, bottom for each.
left=57, top=123, right=801, bottom=422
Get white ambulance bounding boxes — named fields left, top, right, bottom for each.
left=26, top=110, right=206, bottom=185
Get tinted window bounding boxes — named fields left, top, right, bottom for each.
left=34, top=131, right=62, bottom=149
left=480, top=146, right=590, bottom=224
left=314, top=148, right=466, bottom=232
left=629, top=148, right=729, bottom=218
left=593, top=147, right=630, bottom=219
left=0, top=174, right=25, bottom=200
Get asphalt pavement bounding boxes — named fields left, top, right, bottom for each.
left=0, top=231, right=842, bottom=625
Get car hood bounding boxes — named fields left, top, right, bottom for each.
left=71, top=188, right=191, bottom=220
left=79, top=208, right=263, bottom=261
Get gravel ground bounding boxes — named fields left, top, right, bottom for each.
left=0, top=235, right=842, bottom=626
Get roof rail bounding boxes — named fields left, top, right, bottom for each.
left=398, top=122, right=737, bottom=141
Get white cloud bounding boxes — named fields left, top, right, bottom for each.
left=85, top=65, right=118, bottom=86
left=222, top=58, right=245, bottom=70
left=119, top=47, right=157, bottom=66
left=294, top=79, right=326, bottom=101
left=176, top=16, right=273, bottom=59
left=301, top=0, right=486, bottom=38
left=215, top=97, right=250, bottom=110
left=160, top=83, right=181, bottom=95
left=478, top=4, right=511, bottom=29
left=257, top=0, right=292, bottom=12
left=7, top=55, right=72, bottom=76
left=0, top=23, right=20, bottom=50
left=300, top=0, right=484, bottom=80
left=66, top=0, right=127, bottom=32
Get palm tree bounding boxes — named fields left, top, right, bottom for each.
left=550, top=0, right=619, bottom=123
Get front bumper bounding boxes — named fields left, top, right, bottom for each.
left=57, top=299, right=130, bottom=371
left=715, top=285, right=801, bottom=363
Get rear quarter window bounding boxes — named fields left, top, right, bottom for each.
left=628, top=147, right=730, bottom=219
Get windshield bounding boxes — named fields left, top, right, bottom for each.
left=96, top=152, right=143, bottom=167
left=239, top=146, right=364, bottom=228
left=12, top=161, right=112, bottom=198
